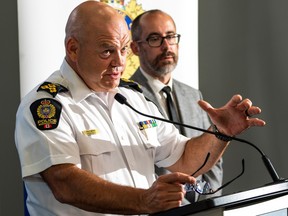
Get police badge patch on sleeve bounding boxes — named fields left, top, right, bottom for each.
left=30, top=98, right=62, bottom=130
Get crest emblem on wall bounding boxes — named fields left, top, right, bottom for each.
left=100, top=0, right=145, bottom=78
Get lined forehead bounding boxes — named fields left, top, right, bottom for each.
left=66, top=2, right=128, bottom=40
left=69, top=2, right=125, bottom=27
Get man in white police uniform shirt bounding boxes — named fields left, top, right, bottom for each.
left=15, top=1, right=265, bottom=215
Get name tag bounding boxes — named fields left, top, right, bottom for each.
left=82, top=129, right=99, bottom=136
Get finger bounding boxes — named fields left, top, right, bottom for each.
left=145, top=182, right=186, bottom=212
left=246, top=106, right=262, bottom=116
left=158, top=200, right=183, bottom=212
left=157, top=172, right=196, bottom=185
left=161, top=182, right=185, bottom=193
left=145, top=193, right=183, bottom=213
left=162, top=188, right=186, bottom=200
left=198, top=100, right=214, bottom=113
left=228, top=94, right=243, bottom=107
left=236, top=98, right=252, bottom=112
left=247, top=118, right=266, bottom=126
left=198, top=94, right=243, bottom=112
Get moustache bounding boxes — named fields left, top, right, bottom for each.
left=158, top=52, right=176, bottom=60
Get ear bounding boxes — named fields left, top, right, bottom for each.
left=65, top=37, right=79, bottom=62
left=130, top=41, right=140, bottom=56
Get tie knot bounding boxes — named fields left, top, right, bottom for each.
left=162, top=86, right=172, bottom=95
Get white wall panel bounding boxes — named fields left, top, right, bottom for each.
left=18, top=0, right=198, bottom=97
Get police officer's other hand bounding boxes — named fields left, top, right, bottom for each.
left=141, top=172, right=195, bottom=214
left=198, top=94, right=266, bottom=136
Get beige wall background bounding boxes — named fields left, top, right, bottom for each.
left=18, top=0, right=198, bottom=98
left=1, top=0, right=288, bottom=215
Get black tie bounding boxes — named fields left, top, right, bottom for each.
left=162, top=86, right=195, bottom=201
left=162, top=86, right=181, bottom=130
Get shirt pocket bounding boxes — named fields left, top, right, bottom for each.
left=137, top=128, right=161, bottom=149
left=78, top=135, right=116, bottom=156
left=77, top=135, right=117, bottom=174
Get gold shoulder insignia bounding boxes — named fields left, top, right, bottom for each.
left=30, top=98, right=62, bottom=130
left=119, top=78, right=143, bottom=93
left=37, top=82, right=68, bottom=97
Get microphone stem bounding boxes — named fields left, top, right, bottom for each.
left=230, top=137, right=283, bottom=182
left=115, top=93, right=284, bottom=183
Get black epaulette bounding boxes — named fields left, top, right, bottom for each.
left=119, top=78, right=143, bottom=93
left=37, top=82, right=69, bottom=97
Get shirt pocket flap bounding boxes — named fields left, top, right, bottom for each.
left=138, top=129, right=160, bottom=149
left=79, top=136, right=116, bottom=156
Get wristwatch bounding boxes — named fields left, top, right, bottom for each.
left=212, top=124, right=233, bottom=142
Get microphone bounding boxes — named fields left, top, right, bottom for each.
left=114, top=93, right=286, bottom=184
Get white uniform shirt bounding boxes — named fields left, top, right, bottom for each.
left=15, top=60, right=189, bottom=216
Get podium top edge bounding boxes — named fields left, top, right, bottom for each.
left=151, top=181, right=288, bottom=216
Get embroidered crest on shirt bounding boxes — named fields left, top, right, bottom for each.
left=37, top=82, right=68, bottom=97
left=138, top=119, right=157, bottom=130
left=30, top=98, right=62, bottom=130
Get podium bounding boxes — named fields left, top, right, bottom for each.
left=151, top=181, right=288, bottom=216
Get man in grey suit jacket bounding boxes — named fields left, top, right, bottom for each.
left=129, top=9, right=223, bottom=201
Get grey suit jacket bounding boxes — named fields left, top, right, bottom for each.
left=130, top=68, right=223, bottom=199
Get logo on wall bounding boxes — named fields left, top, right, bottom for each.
left=100, top=0, right=145, bottom=78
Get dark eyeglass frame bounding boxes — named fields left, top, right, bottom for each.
left=136, top=34, right=181, bottom=48
left=185, top=152, right=245, bottom=195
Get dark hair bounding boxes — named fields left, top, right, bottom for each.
left=131, top=9, right=167, bottom=41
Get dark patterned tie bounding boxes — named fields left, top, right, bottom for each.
left=162, top=86, right=181, bottom=130
left=162, top=86, right=195, bottom=202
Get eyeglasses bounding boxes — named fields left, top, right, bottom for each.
left=136, top=34, right=181, bottom=48
left=185, top=153, right=245, bottom=195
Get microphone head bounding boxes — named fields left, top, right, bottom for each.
left=114, top=93, right=127, bottom=104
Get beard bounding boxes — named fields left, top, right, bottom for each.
left=140, top=50, right=178, bottom=77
